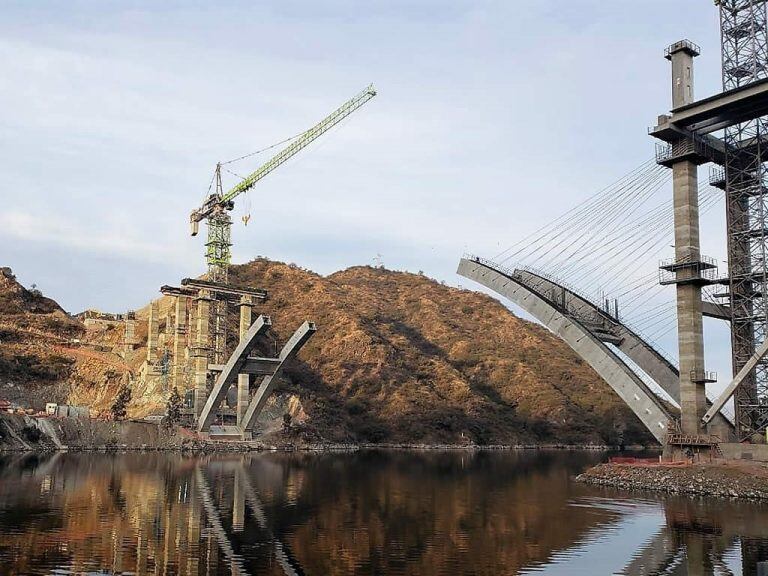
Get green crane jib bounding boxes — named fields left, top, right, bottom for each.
left=190, top=84, right=377, bottom=283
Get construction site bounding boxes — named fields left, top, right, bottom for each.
left=94, top=86, right=378, bottom=441
left=455, top=0, right=768, bottom=466
left=3, top=2, right=768, bottom=460
left=8, top=2, right=768, bottom=575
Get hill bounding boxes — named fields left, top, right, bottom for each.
left=0, top=267, right=127, bottom=411
left=226, top=259, right=652, bottom=445
left=0, top=260, right=653, bottom=445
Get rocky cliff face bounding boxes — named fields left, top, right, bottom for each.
left=0, top=261, right=653, bottom=445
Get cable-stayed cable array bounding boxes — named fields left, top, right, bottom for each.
left=489, top=158, right=726, bottom=364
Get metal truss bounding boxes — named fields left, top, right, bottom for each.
left=719, top=0, right=768, bottom=437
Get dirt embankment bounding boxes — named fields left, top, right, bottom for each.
left=576, top=461, right=768, bottom=500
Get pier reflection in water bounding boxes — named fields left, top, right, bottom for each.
left=0, top=451, right=766, bottom=575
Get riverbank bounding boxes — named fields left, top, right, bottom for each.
left=0, top=412, right=647, bottom=453
left=576, top=460, right=768, bottom=500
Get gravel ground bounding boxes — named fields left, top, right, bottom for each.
left=576, top=461, right=768, bottom=500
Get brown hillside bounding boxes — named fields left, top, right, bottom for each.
left=0, top=260, right=653, bottom=445
left=227, top=259, right=652, bottom=445
left=0, top=267, right=123, bottom=410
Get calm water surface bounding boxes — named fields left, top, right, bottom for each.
left=0, top=450, right=767, bottom=575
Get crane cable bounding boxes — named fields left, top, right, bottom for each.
left=220, top=132, right=305, bottom=166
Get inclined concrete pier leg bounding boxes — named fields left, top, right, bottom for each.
left=237, top=296, right=253, bottom=428
left=193, top=291, right=211, bottom=419
left=667, top=42, right=708, bottom=435
left=172, top=295, right=188, bottom=391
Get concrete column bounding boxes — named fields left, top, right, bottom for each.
left=668, top=42, right=696, bottom=108
left=172, top=296, right=188, bottom=391
left=123, top=316, right=137, bottom=357
left=237, top=296, right=253, bottom=427
left=668, top=42, right=707, bottom=434
left=147, top=301, right=160, bottom=364
left=232, top=471, right=245, bottom=532
left=193, top=290, right=211, bottom=419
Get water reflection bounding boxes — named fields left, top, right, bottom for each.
left=0, top=451, right=766, bottom=575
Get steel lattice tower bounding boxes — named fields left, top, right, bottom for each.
left=719, top=0, right=768, bottom=437
left=205, top=167, right=231, bottom=365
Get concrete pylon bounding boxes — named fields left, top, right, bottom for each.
left=667, top=42, right=708, bottom=434
left=147, top=301, right=160, bottom=364
left=193, top=290, right=212, bottom=418
left=237, top=296, right=253, bottom=427
left=123, top=315, right=138, bottom=357
left=172, top=295, right=188, bottom=391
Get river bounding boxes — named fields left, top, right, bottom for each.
left=0, top=450, right=766, bottom=575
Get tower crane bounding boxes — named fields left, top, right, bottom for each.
left=190, top=84, right=377, bottom=285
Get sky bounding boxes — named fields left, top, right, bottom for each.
left=0, top=1, right=738, bottom=385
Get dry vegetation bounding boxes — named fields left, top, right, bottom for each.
left=0, top=267, right=121, bottom=410
left=0, top=260, right=654, bottom=445
left=228, top=259, right=653, bottom=445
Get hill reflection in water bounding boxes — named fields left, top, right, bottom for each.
left=0, top=450, right=766, bottom=575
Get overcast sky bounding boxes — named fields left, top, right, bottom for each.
left=0, top=1, right=738, bottom=383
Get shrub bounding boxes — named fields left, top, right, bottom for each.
left=111, top=385, right=132, bottom=420
left=21, top=426, right=41, bottom=443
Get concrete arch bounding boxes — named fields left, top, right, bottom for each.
left=473, top=264, right=733, bottom=437
left=513, top=270, right=681, bottom=401
left=457, top=257, right=673, bottom=443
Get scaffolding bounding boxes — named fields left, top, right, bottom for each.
left=204, top=167, right=232, bottom=366
left=719, top=0, right=768, bottom=437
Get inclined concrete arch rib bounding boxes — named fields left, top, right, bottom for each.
left=457, top=257, right=673, bottom=443
left=512, top=269, right=734, bottom=437
left=513, top=269, right=681, bottom=402
left=241, top=321, right=317, bottom=432
left=198, top=315, right=272, bottom=432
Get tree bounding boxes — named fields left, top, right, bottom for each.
left=282, top=413, right=293, bottom=433
left=166, top=386, right=182, bottom=428
left=111, top=384, right=132, bottom=421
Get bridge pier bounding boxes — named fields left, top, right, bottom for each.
left=664, top=42, right=709, bottom=436
left=147, top=300, right=160, bottom=365
left=172, top=295, right=188, bottom=391
left=237, top=296, right=254, bottom=428
left=193, top=290, right=212, bottom=419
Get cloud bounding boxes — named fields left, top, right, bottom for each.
left=0, top=210, right=179, bottom=264
left=0, top=0, right=737, bottom=383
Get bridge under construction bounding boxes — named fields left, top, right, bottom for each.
left=124, top=85, right=376, bottom=439
left=460, top=0, right=768, bottom=457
